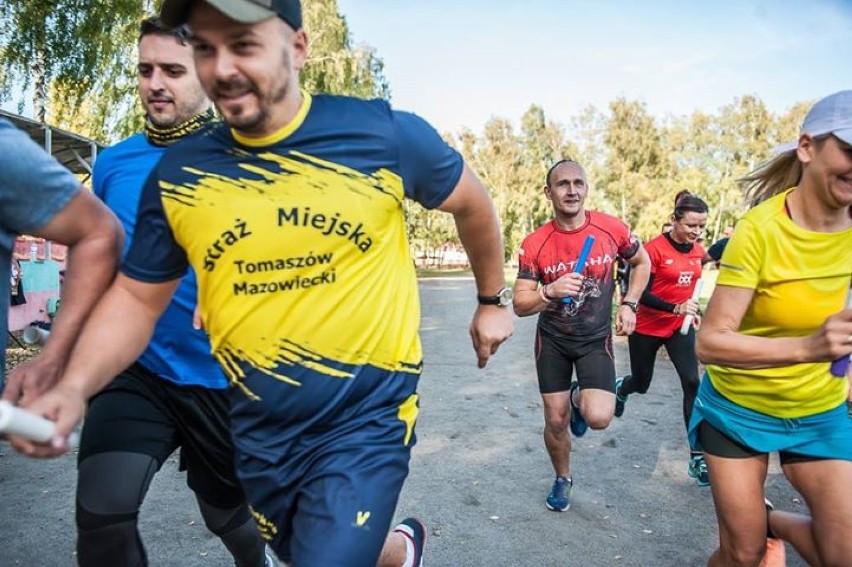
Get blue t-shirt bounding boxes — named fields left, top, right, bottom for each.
left=93, top=132, right=227, bottom=389
left=122, top=93, right=462, bottom=434
left=0, top=119, right=79, bottom=387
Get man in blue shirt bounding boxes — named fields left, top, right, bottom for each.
left=12, top=17, right=270, bottom=567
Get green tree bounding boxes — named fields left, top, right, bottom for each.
left=302, top=0, right=389, bottom=99
left=601, top=98, right=671, bottom=237
left=663, top=110, right=725, bottom=239
left=518, top=105, right=575, bottom=232
left=462, top=117, right=528, bottom=261
left=699, top=95, right=776, bottom=238
left=772, top=100, right=811, bottom=153
left=0, top=0, right=152, bottom=130
left=2, top=0, right=388, bottom=143
left=566, top=104, right=611, bottom=215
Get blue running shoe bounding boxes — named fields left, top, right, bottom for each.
left=393, top=517, right=427, bottom=567
left=614, top=376, right=629, bottom=418
left=545, top=476, right=573, bottom=512
left=688, top=454, right=710, bottom=486
left=569, top=382, right=588, bottom=437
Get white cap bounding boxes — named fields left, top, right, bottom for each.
left=774, top=90, right=852, bottom=154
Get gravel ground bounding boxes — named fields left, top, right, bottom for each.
left=1, top=279, right=809, bottom=566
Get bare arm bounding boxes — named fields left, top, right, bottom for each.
left=512, top=278, right=548, bottom=317
left=438, top=164, right=513, bottom=368
left=3, top=190, right=123, bottom=404
left=615, top=245, right=650, bottom=335
left=696, top=285, right=852, bottom=369
left=622, top=246, right=650, bottom=304
left=59, top=274, right=178, bottom=398
left=10, top=274, right=178, bottom=457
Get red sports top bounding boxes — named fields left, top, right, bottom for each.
left=635, top=233, right=706, bottom=338
left=517, top=212, right=640, bottom=339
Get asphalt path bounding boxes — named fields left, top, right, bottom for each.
left=0, top=278, right=808, bottom=566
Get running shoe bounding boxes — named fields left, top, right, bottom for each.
left=545, top=476, right=573, bottom=512
left=614, top=376, right=629, bottom=418
left=688, top=454, right=710, bottom=486
left=393, top=517, right=427, bottom=567
left=569, top=382, right=588, bottom=437
left=764, top=497, right=776, bottom=538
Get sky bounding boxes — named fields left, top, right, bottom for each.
left=335, top=0, right=851, bottom=134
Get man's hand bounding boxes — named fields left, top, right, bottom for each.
left=8, top=383, right=87, bottom=459
left=615, top=304, right=637, bottom=336
left=469, top=305, right=514, bottom=368
left=546, top=272, right=584, bottom=300
left=2, top=355, right=63, bottom=407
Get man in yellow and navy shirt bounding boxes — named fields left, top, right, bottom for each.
left=14, top=1, right=513, bottom=566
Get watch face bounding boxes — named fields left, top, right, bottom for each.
left=478, top=287, right=514, bottom=306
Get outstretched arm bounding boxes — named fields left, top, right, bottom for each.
left=3, top=190, right=123, bottom=405
left=9, top=274, right=178, bottom=458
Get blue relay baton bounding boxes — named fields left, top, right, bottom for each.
left=561, top=234, right=596, bottom=305
left=830, top=279, right=852, bottom=378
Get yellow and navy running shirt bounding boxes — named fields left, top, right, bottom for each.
left=708, top=189, right=852, bottom=418
left=123, top=93, right=462, bottom=423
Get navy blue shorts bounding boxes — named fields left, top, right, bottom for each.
left=230, top=366, right=420, bottom=567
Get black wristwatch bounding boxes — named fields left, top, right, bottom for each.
left=621, top=300, right=639, bottom=313
left=477, top=287, right=513, bottom=307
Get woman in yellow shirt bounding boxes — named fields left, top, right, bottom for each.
left=695, top=90, right=852, bottom=566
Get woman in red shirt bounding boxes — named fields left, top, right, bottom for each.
left=615, top=191, right=713, bottom=485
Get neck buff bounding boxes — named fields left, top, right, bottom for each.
left=145, top=107, right=216, bottom=146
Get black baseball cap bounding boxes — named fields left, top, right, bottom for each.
left=160, top=0, right=302, bottom=30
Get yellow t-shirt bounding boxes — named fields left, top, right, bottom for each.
left=123, top=93, right=464, bottom=421
left=707, top=189, right=852, bottom=418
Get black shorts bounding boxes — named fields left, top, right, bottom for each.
left=698, top=420, right=822, bottom=466
left=534, top=329, right=615, bottom=394
left=78, top=363, right=245, bottom=509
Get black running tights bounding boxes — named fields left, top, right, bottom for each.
left=622, top=328, right=700, bottom=430
left=76, top=451, right=265, bottom=567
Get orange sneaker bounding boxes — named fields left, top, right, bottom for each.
left=759, top=538, right=786, bottom=567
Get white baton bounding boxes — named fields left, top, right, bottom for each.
left=679, top=278, right=704, bottom=335
left=0, top=400, right=59, bottom=443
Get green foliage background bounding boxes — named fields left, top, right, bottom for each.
left=1, top=1, right=811, bottom=262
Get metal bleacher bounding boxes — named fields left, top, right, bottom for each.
left=0, top=109, right=103, bottom=177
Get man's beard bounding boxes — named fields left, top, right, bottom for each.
left=215, top=77, right=289, bottom=134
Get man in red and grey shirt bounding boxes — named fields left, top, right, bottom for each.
left=512, top=159, right=650, bottom=512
